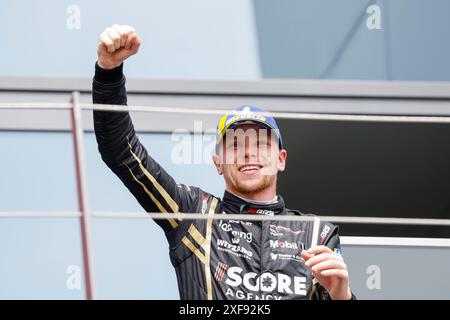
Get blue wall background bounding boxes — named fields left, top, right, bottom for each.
left=0, top=0, right=260, bottom=79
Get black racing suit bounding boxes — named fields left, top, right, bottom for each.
left=92, top=63, right=355, bottom=300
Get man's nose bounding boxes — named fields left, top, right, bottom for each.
left=243, top=138, right=258, bottom=161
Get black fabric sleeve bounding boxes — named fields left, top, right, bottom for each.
left=310, top=223, right=357, bottom=300
left=92, top=62, right=198, bottom=233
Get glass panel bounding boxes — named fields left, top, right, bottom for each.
left=0, top=131, right=77, bottom=211
left=92, top=218, right=178, bottom=299
left=0, top=218, right=84, bottom=299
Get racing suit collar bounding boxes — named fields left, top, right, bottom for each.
left=222, top=190, right=286, bottom=216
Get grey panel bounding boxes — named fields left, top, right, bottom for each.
left=342, top=244, right=450, bottom=299
left=253, top=0, right=450, bottom=81
left=1, top=80, right=450, bottom=132
left=2, top=76, right=450, bottom=98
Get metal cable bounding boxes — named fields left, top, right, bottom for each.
left=1, top=211, right=449, bottom=227
left=1, top=101, right=450, bottom=123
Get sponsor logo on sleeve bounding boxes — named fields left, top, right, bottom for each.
left=334, top=248, right=342, bottom=257
left=216, top=238, right=253, bottom=259
left=319, top=224, right=332, bottom=245
left=219, top=220, right=253, bottom=243
left=228, top=219, right=252, bottom=227
left=269, top=225, right=304, bottom=237
left=214, top=262, right=229, bottom=282
left=201, top=195, right=209, bottom=214
left=247, top=208, right=275, bottom=216
left=269, top=239, right=303, bottom=251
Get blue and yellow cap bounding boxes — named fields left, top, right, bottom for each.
left=216, top=106, right=284, bottom=152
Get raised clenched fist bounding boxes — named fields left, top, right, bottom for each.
left=97, top=24, right=141, bottom=70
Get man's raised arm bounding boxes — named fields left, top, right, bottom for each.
left=92, top=25, right=197, bottom=233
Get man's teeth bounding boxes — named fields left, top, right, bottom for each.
left=240, top=166, right=260, bottom=172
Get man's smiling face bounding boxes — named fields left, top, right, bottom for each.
left=212, top=124, right=287, bottom=200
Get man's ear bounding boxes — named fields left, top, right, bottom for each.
left=212, top=154, right=223, bottom=175
left=278, top=149, right=287, bottom=172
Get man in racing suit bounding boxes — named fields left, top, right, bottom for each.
left=93, top=24, right=355, bottom=300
